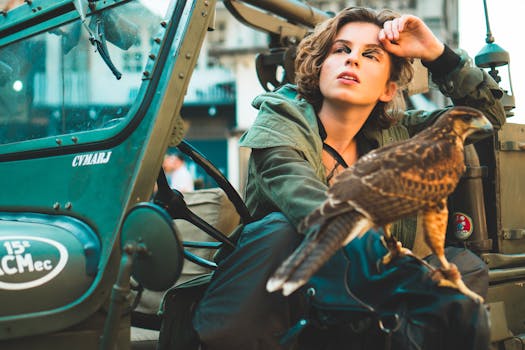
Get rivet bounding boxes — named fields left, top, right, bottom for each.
left=201, top=10, right=207, bottom=17
left=204, top=0, right=209, bottom=6
left=154, top=37, right=161, bottom=44
left=56, top=138, right=62, bottom=145
left=306, top=287, right=316, bottom=297
left=71, top=136, right=78, bottom=143
left=65, top=202, right=72, bottom=210
left=53, top=202, right=60, bottom=210
left=143, top=71, right=150, bottom=77
left=160, top=21, right=167, bottom=28
left=148, top=53, right=156, bottom=60
left=178, top=73, right=184, bottom=79
left=185, top=53, right=192, bottom=59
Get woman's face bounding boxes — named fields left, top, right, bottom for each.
left=319, top=21, right=396, bottom=111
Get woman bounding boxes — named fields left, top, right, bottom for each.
left=193, top=7, right=505, bottom=350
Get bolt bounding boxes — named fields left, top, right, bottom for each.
left=123, top=243, right=136, bottom=254
left=306, top=287, right=316, bottom=297
left=53, top=202, right=60, bottom=210
left=137, top=243, right=150, bottom=256
left=65, top=202, right=72, bottom=210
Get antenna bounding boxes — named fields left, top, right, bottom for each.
left=482, top=0, right=494, bottom=44
left=475, top=0, right=515, bottom=116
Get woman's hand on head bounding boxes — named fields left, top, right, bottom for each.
left=379, top=14, right=444, bottom=62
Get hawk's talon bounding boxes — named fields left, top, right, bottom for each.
left=382, top=252, right=393, bottom=265
left=429, top=268, right=445, bottom=282
left=436, top=264, right=485, bottom=303
left=380, top=238, right=412, bottom=265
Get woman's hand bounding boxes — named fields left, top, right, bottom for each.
left=379, top=14, right=444, bottom=62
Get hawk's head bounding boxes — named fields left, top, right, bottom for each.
left=438, top=106, right=493, bottom=142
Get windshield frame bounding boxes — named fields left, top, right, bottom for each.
left=0, top=0, right=184, bottom=161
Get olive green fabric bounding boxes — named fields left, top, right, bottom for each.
left=174, top=188, right=240, bottom=284
left=239, top=51, right=505, bottom=247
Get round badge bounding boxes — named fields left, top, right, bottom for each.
left=454, top=212, right=473, bottom=240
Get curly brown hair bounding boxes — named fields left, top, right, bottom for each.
left=295, top=7, right=414, bottom=128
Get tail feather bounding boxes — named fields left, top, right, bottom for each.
left=266, top=234, right=318, bottom=293
left=299, top=198, right=354, bottom=233
left=268, top=211, right=371, bottom=296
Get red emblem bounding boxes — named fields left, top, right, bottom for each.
left=454, top=212, right=473, bottom=240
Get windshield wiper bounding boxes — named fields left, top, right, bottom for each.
left=88, top=14, right=122, bottom=79
left=73, top=0, right=122, bottom=80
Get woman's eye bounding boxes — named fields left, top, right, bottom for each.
left=364, top=52, right=379, bottom=61
left=334, top=46, right=351, bottom=54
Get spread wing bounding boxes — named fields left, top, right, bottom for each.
left=301, top=133, right=465, bottom=233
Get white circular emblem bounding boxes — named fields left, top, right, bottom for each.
left=0, top=236, right=69, bottom=290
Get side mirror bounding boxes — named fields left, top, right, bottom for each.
left=120, top=203, right=184, bottom=291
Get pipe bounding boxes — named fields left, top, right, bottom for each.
left=239, top=0, right=330, bottom=28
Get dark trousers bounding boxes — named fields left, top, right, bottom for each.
left=192, top=212, right=489, bottom=350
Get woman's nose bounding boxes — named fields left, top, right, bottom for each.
left=345, top=52, right=359, bottom=66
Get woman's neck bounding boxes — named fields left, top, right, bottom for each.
left=318, top=103, right=372, bottom=153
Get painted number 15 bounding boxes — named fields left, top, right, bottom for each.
left=3, top=241, right=30, bottom=255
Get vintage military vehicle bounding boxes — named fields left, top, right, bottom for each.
left=0, top=0, right=523, bottom=349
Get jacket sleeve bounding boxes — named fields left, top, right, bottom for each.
left=250, top=146, right=328, bottom=231
left=402, top=46, right=506, bottom=136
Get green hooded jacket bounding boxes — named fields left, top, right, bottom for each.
left=239, top=50, right=505, bottom=247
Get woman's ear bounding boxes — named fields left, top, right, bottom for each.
left=379, top=81, right=397, bottom=103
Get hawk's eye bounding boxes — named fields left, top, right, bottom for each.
left=461, top=114, right=473, bottom=122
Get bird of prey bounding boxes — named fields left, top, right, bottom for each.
left=266, top=106, right=493, bottom=302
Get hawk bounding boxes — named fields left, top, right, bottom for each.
left=266, top=106, right=493, bottom=302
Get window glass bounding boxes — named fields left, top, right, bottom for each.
left=0, top=0, right=172, bottom=145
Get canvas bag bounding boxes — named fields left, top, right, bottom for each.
left=292, top=230, right=490, bottom=350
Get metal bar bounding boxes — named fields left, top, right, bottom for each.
left=183, top=241, right=222, bottom=249
left=239, top=0, right=330, bottom=28
left=483, top=253, right=525, bottom=269
left=184, top=250, right=218, bottom=269
left=100, top=244, right=135, bottom=350
left=489, top=267, right=525, bottom=283
left=499, top=141, right=525, bottom=151
left=502, top=229, right=525, bottom=240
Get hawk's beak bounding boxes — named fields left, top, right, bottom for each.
left=471, top=115, right=493, bottom=135
left=465, top=115, right=493, bottom=144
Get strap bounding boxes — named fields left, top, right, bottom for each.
left=322, top=142, right=349, bottom=169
